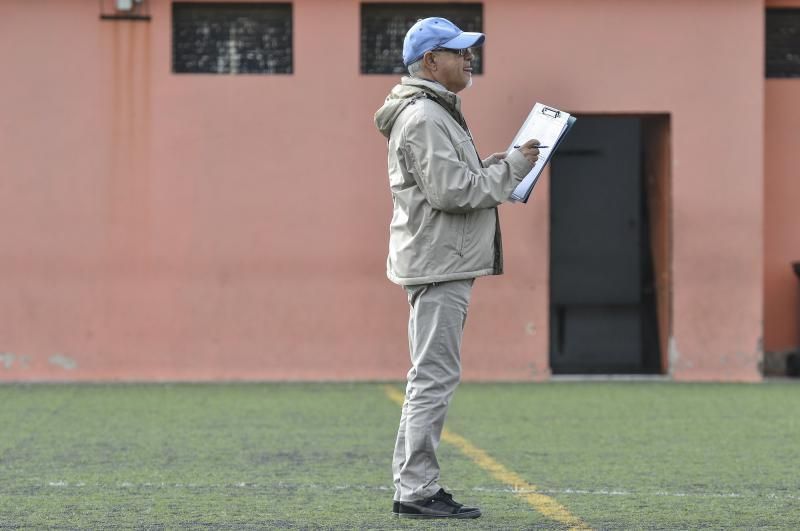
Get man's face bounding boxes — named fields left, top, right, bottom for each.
left=430, top=48, right=474, bottom=93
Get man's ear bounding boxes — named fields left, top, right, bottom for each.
left=423, top=51, right=436, bottom=70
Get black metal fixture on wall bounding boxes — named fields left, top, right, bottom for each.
left=99, top=0, right=152, bottom=21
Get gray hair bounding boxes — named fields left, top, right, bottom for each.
left=407, top=59, right=423, bottom=77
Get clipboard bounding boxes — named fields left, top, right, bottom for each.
left=507, top=103, right=576, bottom=203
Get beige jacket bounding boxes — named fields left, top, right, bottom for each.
left=374, top=77, right=533, bottom=286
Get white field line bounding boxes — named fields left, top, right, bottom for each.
left=36, top=481, right=800, bottom=501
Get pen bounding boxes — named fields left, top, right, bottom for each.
left=514, top=145, right=550, bottom=149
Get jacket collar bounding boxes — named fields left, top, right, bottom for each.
left=400, top=76, right=462, bottom=116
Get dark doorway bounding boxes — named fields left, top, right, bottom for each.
left=549, top=116, right=661, bottom=374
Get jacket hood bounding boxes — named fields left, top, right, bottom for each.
left=374, top=77, right=461, bottom=138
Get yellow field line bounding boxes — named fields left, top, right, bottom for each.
left=384, top=385, right=591, bottom=530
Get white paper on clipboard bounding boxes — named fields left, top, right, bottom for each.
left=507, top=103, right=576, bottom=203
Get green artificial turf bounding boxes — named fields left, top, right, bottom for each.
left=1, top=382, right=798, bottom=529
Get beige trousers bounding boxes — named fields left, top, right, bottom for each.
left=392, top=279, right=474, bottom=502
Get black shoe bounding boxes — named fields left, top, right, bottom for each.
left=392, top=501, right=400, bottom=515
left=397, top=489, right=481, bottom=519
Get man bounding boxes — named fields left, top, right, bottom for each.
left=374, top=17, right=541, bottom=519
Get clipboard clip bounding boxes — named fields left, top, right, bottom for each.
left=541, top=106, right=561, bottom=118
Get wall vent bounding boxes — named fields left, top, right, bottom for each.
left=173, top=3, right=292, bottom=74
left=360, top=3, right=483, bottom=75
left=766, top=8, right=800, bottom=78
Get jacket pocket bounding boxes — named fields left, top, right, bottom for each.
left=457, top=213, right=467, bottom=257
left=454, top=138, right=483, bottom=170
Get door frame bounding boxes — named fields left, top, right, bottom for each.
left=641, top=114, right=672, bottom=374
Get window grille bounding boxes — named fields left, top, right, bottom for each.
left=173, top=3, right=292, bottom=74
left=766, top=8, right=800, bottom=78
left=360, top=3, right=483, bottom=75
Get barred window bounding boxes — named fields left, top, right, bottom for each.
left=173, top=3, right=292, bottom=74
left=360, top=3, right=483, bottom=75
left=766, top=8, right=800, bottom=78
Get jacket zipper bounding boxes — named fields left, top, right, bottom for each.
left=420, top=92, right=479, bottom=260
left=457, top=214, right=467, bottom=257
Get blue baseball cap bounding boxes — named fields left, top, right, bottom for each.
left=402, top=17, right=485, bottom=66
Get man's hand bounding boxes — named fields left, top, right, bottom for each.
left=516, top=139, right=541, bottom=165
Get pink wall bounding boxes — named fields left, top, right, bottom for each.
left=0, top=0, right=766, bottom=381
left=764, top=80, right=800, bottom=355
left=764, top=0, right=800, bottom=359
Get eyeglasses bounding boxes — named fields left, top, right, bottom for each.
left=432, top=47, right=473, bottom=58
